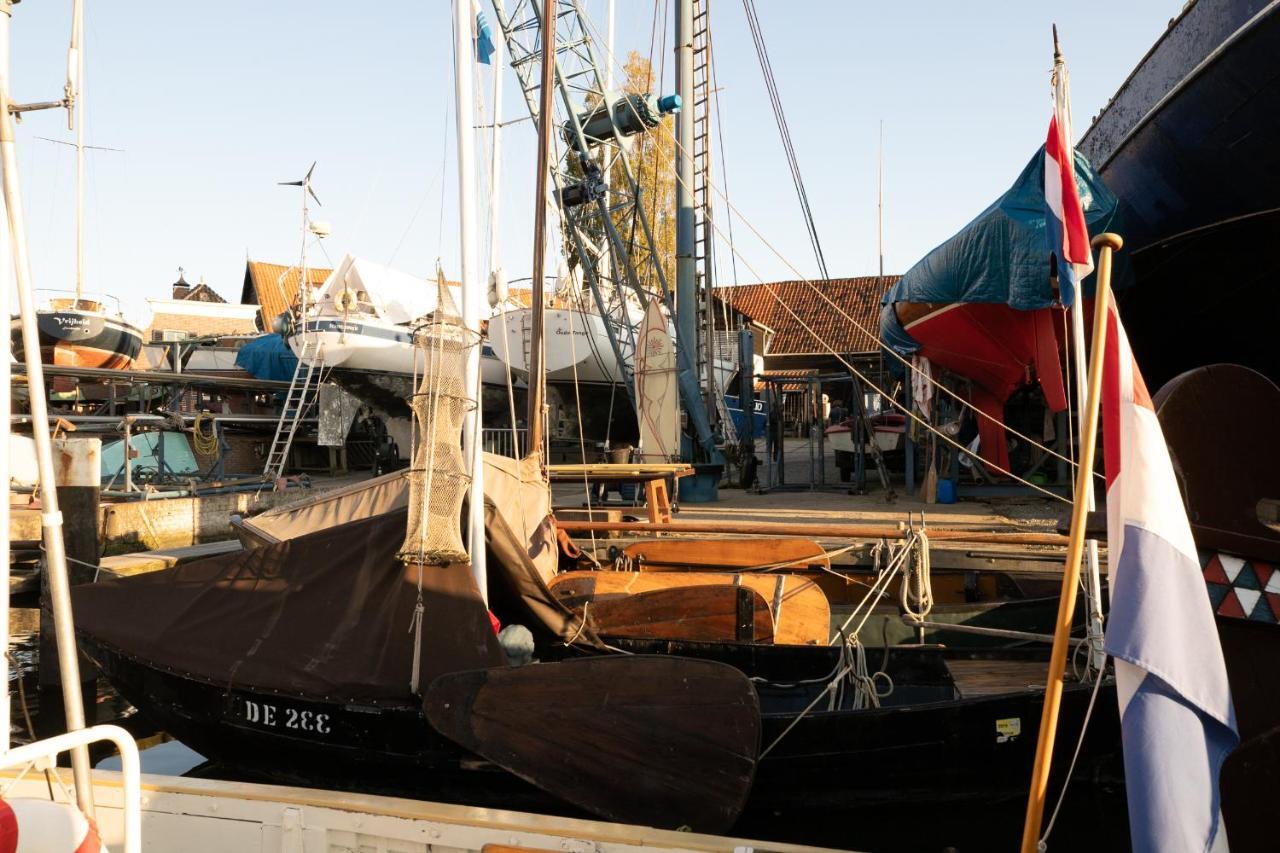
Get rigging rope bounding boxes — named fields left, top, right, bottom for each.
left=577, top=14, right=1089, bottom=492
left=740, top=0, right=829, bottom=280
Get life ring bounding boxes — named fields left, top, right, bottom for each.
left=0, top=797, right=103, bottom=852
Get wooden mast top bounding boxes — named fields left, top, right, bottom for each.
left=526, top=0, right=555, bottom=459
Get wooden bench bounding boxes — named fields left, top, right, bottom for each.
left=547, top=463, right=693, bottom=524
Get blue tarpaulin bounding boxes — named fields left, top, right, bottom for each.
left=882, top=145, right=1121, bottom=313
left=235, top=334, right=298, bottom=382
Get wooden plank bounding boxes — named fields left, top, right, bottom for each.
left=99, top=540, right=243, bottom=578
left=558, top=518, right=1069, bottom=546
left=623, top=537, right=828, bottom=571
left=425, top=656, right=760, bottom=834
left=549, top=570, right=829, bottom=646
left=584, top=585, right=775, bottom=643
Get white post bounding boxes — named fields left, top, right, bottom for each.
left=487, top=23, right=503, bottom=288
left=0, top=0, right=10, bottom=759
left=603, top=0, right=615, bottom=93
left=0, top=0, right=95, bottom=812
left=71, top=0, right=83, bottom=300
left=455, top=0, right=487, bottom=602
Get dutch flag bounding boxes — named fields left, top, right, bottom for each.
left=1044, top=78, right=1094, bottom=308
left=1101, top=303, right=1238, bottom=852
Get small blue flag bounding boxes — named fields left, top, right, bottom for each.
left=476, top=11, right=496, bottom=65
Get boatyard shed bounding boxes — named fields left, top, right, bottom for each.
left=714, top=276, right=900, bottom=374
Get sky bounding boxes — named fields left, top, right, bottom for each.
left=6, top=1, right=1176, bottom=325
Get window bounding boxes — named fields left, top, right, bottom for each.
left=153, top=329, right=192, bottom=342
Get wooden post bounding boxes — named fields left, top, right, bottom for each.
left=39, top=437, right=100, bottom=696
left=525, top=0, right=555, bottom=460
left=1019, top=232, right=1122, bottom=852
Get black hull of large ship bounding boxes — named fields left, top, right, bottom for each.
left=10, top=309, right=142, bottom=372
left=1078, top=0, right=1280, bottom=391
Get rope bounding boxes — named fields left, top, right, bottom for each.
left=191, top=410, right=218, bottom=456
left=1038, top=658, right=1110, bottom=850
left=898, top=529, right=933, bottom=622
left=579, top=13, right=1089, bottom=484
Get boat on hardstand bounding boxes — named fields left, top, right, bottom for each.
left=878, top=144, right=1121, bottom=476
left=1077, top=0, right=1280, bottom=392
left=10, top=292, right=143, bottom=372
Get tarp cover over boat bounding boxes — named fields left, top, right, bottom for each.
left=880, top=146, right=1119, bottom=318
left=318, top=254, right=462, bottom=326
left=234, top=333, right=298, bottom=382
left=878, top=145, right=1121, bottom=471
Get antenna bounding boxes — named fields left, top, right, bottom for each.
left=278, top=162, right=322, bottom=324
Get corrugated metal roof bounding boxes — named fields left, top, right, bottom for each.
left=713, top=276, right=901, bottom=356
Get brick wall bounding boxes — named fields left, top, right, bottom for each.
left=147, top=312, right=258, bottom=341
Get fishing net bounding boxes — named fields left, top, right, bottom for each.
left=398, top=283, right=477, bottom=565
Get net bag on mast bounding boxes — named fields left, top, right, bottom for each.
left=399, top=281, right=477, bottom=565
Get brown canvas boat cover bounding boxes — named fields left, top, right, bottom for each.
left=238, top=453, right=556, bottom=582
left=72, top=509, right=507, bottom=702
left=74, top=493, right=596, bottom=702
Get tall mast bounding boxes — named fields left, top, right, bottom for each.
left=877, top=119, right=884, bottom=283
left=0, top=0, right=96, bottom=812
left=487, top=23, right=504, bottom=290
left=526, top=0, right=554, bottom=458
left=674, top=0, right=697, bottom=432
left=454, top=0, right=487, bottom=597
left=1053, top=27, right=1106, bottom=673
left=70, top=0, right=83, bottom=300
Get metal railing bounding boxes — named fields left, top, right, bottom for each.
left=482, top=428, right=528, bottom=459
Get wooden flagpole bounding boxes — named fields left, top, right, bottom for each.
left=1020, top=232, right=1122, bottom=852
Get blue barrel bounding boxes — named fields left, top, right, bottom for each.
left=936, top=478, right=957, bottom=504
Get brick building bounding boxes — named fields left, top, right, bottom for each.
left=145, top=270, right=260, bottom=342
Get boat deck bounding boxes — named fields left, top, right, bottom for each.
left=947, top=658, right=1049, bottom=696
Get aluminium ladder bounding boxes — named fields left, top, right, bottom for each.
left=263, top=337, right=323, bottom=479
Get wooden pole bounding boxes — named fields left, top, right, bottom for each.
left=556, top=518, right=1068, bottom=547
left=526, top=0, right=555, bottom=459
left=1019, top=232, right=1122, bottom=853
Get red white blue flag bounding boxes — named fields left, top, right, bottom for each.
left=1045, top=69, right=1094, bottom=307
left=1101, top=303, right=1238, bottom=852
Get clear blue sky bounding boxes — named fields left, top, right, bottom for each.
left=8, top=1, right=1175, bottom=324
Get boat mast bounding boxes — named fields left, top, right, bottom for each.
left=454, top=0, right=487, bottom=598
left=526, top=0, right=555, bottom=459
left=0, top=0, right=96, bottom=813
left=487, top=18, right=504, bottom=298
left=1054, top=27, right=1106, bottom=673
left=70, top=0, right=83, bottom=301
left=877, top=119, right=884, bottom=284
left=675, top=0, right=698, bottom=437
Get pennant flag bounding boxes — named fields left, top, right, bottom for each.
left=1044, top=61, right=1094, bottom=307
left=475, top=10, right=496, bottom=65
left=1101, top=303, right=1238, bottom=852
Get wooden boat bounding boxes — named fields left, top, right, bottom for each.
left=11, top=294, right=142, bottom=372
left=1078, top=0, right=1280, bottom=392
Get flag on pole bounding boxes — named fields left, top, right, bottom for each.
left=1101, top=304, right=1238, bottom=852
left=1044, top=62, right=1094, bottom=307
left=475, top=9, right=496, bottom=65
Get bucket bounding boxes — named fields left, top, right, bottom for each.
left=936, top=478, right=957, bottom=504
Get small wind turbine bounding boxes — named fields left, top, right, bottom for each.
left=278, top=162, right=325, bottom=318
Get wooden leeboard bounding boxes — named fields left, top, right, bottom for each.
left=623, top=537, right=829, bottom=571
left=424, top=656, right=760, bottom=833
left=586, top=585, right=775, bottom=643
left=635, top=300, right=680, bottom=463
left=550, top=570, right=830, bottom=645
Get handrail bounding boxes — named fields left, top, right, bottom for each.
left=0, top=725, right=141, bottom=853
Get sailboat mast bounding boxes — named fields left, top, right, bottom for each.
left=877, top=119, right=884, bottom=283
left=526, top=0, right=555, bottom=458
left=0, top=0, right=95, bottom=813
left=674, top=0, right=697, bottom=423
left=454, top=0, right=487, bottom=598
left=71, top=0, right=83, bottom=301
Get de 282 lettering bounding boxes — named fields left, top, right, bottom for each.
left=242, top=699, right=331, bottom=735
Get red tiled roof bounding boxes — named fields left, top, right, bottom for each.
left=241, top=261, right=332, bottom=329
left=714, top=276, right=901, bottom=356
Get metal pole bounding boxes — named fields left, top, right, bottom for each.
left=71, top=0, right=83, bottom=301
left=454, top=0, right=487, bottom=601
left=1020, top=233, right=1122, bottom=852
left=526, top=0, right=554, bottom=457
left=674, top=0, right=697, bottom=428
left=0, top=0, right=9, bottom=760
left=877, top=119, right=884, bottom=284
left=0, top=0, right=94, bottom=811
left=487, top=24, right=504, bottom=286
